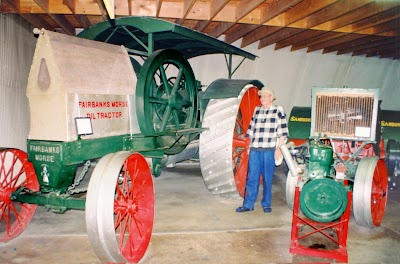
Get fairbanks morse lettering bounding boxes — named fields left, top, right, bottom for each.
left=30, top=145, right=61, bottom=154
left=79, top=101, right=128, bottom=108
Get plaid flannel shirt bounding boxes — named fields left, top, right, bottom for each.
left=246, top=105, right=289, bottom=149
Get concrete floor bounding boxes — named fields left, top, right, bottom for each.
left=1, top=162, right=399, bottom=264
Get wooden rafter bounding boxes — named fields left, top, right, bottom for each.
left=306, top=34, right=366, bottom=53
left=0, top=0, right=398, bottom=59
left=225, top=24, right=259, bottom=44
left=258, top=27, right=304, bottom=48
left=275, top=30, right=323, bottom=50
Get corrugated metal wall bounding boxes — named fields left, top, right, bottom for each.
left=0, top=14, right=36, bottom=151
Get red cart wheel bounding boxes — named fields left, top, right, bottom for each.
left=115, top=153, right=154, bottom=262
left=0, top=149, right=39, bottom=242
left=353, top=157, right=388, bottom=228
left=86, top=152, right=154, bottom=263
left=232, top=87, right=260, bottom=197
left=370, top=159, right=388, bottom=226
left=200, top=84, right=260, bottom=198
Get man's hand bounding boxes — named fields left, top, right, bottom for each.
left=275, top=137, right=286, bottom=165
left=274, top=148, right=283, bottom=161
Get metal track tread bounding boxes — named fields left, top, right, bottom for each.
left=199, top=85, right=258, bottom=199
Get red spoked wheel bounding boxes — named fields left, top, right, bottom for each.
left=353, top=157, right=388, bottom=228
left=86, top=152, right=154, bottom=263
left=0, top=149, right=39, bottom=242
left=200, top=84, right=260, bottom=198
left=370, top=159, right=388, bottom=226
left=232, top=87, right=260, bottom=197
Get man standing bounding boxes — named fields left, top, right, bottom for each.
left=236, top=87, right=288, bottom=213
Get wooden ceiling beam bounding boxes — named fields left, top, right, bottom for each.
left=225, top=24, right=259, bottom=44
left=259, top=0, right=303, bottom=24
left=210, top=0, right=230, bottom=19
left=63, top=0, right=75, bottom=13
left=242, top=0, right=338, bottom=51
left=26, top=0, right=73, bottom=14
left=336, top=37, right=396, bottom=55
left=364, top=47, right=398, bottom=58
left=181, top=0, right=197, bottom=22
left=376, top=49, right=400, bottom=59
left=75, top=14, right=92, bottom=29
left=268, top=0, right=339, bottom=50
left=62, top=0, right=91, bottom=29
left=156, top=0, right=162, bottom=17
left=307, top=33, right=367, bottom=53
left=357, top=17, right=400, bottom=35
left=191, top=0, right=230, bottom=33
left=208, top=21, right=235, bottom=38
left=13, top=13, right=54, bottom=31
left=324, top=35, right=383, bottom=54
left=338, top=6, right=400, bottom=33
left=0, top=2, right=17, bottom=13
left=291, top=31, right=346, bottom=51
left=351, top=42, right=398, bottom=56
left=258, top=27, right=304, bottom=49
left=95, top=0, right=111, bottom=21
left=241, top=25, right=281, bottom=48
left=33, top=0, right=49, bottom=12
left=239, top=0, right=337, bottom=49
left=315, top=1, right=399, bottom=31
left=193, top=20, right=211, bottom=31
left=31, top=0, right=75, bottom=34
left=49, top=14, right=76, bottom=35
left=2, top=0, right=19, bottom=12
left=2, top=0, right=400, bottom=60
left=275, top=29, right=324, bottom=50
left=235, top=0, right=265, bottom=22
left=306, top=0, right=375, bottom=29
left=175, top=18, right=185, bottom=25
left=285, top=0, right=339, bottom=26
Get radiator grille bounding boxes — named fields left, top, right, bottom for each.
left=313, top=92, right=375, bottom=139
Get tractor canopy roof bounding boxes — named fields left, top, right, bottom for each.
left=77, top=16, right=256, bottom=61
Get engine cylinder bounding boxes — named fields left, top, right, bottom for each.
left=308, top=140, right=333, bottom=178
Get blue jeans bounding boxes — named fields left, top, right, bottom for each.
left=243, top=148, right=275, bottom=209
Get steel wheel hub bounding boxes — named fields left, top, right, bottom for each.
left=0, top=188, right=13, bottom=203
left=115, top=199, right=138, bottom=215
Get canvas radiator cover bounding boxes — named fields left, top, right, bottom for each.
left=27, top=29, right=140, bottom=141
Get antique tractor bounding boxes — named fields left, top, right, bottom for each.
left=287, top=106, right=400, bottom=190
left=281, top=87, right=389, bottom=262
left=0, top=17, right=262, bottom=263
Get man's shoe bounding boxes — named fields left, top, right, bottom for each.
left=236, top=206, right=254, bottom=213
left=263, top=207, right=272, bottom=213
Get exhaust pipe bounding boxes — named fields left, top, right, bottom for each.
left=280, top=142, right=300, bottom=177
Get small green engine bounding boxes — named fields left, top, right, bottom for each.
left=300, top=139, right=348, bottom=222
left=308, top=140, right=333, bottom=178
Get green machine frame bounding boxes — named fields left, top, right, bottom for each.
left=15, top=17, right=258, bottom=212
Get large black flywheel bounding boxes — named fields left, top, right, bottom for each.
left=136, top=49, right=198, bottom=153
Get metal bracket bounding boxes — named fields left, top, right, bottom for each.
left=224, top=53, right=247, bottom=79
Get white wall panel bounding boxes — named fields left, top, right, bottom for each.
left=190, top=40, right=400, bottom=115
left=0, top=14, right=36, bottom=150
left=380, top=60, right=400, bottom=111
